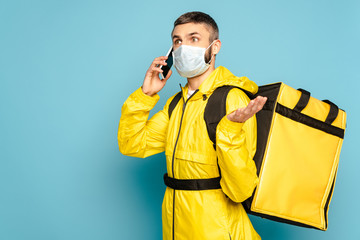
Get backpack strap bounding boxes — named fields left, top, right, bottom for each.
left=204, top=86, right=235, bottom=149
left=169, top=86, right=254, bottom=143
left=204, top=85, right=254, bottom=148
left=168, top=91, right=182, bottom=119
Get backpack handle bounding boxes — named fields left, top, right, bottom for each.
left=295, top=88, right=339, bottom=125
left=322, top=99, right=339, bottom=125
left=294, top=88, right=310, bottom=112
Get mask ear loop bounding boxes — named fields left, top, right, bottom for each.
left=205, top=41, right=216, bottom=64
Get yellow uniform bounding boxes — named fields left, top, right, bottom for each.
left=118, top=66, right=261, bottom=240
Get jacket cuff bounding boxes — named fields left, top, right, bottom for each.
left=218, top=115, right=245, bottom=134
left=132, top=87, right=160, bottom=107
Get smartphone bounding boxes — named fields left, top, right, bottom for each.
left=160, top=46, right=173, bottom=79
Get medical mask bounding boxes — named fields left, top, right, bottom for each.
left=172, top=41, right=215, bottom=78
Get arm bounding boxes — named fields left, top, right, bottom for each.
left=216, top=88, right=266, bottom=202
left=117, top=56, right=173, bottom=158
left=117, top=88, right=170, bottom=158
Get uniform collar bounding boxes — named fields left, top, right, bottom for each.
left=179, top=66, right=258, bottom=101
left=180, top=66, right=228, bottom=101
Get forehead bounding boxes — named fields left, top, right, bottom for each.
left=172, top=23, right=211, bottom=38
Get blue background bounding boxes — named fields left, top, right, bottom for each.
left=1, top=0, right=359, bottom=239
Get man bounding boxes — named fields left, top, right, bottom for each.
left=118, top=11, right=267, bottom=240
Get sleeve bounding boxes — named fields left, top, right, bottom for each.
left=216, top=88, right=259, bottom=203
left=117, top=87, right=170, bottom=158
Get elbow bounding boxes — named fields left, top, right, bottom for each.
left=117, top=130, right=133, bottom=156
left=118, top=137, right=147, bottom=158
left=118, top=143, right=143, bottom=158
left=221, top=177, right=258, bottom=203
left=118, top=143, right=128, bottom=155
left=227, top=188, right=255, bottom=203
left=228, top=192, right=252, bottom=203
left=118, top=140, right=129, bottom=155
left=117, top=135, right=132, bottom=156
left=117, top=133, right=126, bottom=154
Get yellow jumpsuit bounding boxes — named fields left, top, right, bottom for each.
left=118, top=66, right=261, bottom=240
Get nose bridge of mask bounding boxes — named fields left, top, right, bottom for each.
left=174, top=40, right=215, bottom=55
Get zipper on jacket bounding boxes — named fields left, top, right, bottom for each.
left=171, top=88, right=199, bottom=240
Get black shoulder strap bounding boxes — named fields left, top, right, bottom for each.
left=171, top=86, right=253, bottom=146
left=168, top=91, right=182, bottom=119
left=204, top=86, right=247, bottom=148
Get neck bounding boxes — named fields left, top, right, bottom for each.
left=187, top=65, right=215, bottom=91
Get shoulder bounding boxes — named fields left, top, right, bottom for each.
left=226, top=87, right=252, bottom=114
left=163, top=91, right=182, bottom=116
left=165, top=91, right=182, bottom=106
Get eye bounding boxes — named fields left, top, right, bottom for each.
left=174, top=39, right=182, bottom=45
left=192, top=37, right=199, bottom=42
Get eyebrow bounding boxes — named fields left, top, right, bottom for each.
left=188, top=32, right=200, bottom=36
left=172, top=32, right=201, bottom=39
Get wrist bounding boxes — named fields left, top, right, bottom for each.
left=227, top=114, right=245, bottom=123
left=221, top=116, right=244, bottom=132
left=134, top=87, right=160, bottom=105
left=141, top=86, right=156, bottom=97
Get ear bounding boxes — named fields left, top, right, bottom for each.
left=212, top=39, right=222, bottom=55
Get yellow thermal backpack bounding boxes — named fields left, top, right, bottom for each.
left=167, top=82, right=346, bottom=230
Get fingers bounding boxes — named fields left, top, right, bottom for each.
left=152, top=56, right=168, bottom=67
left=228, top=96, right=268, bottom=123
left=145, top=67, right=162, bottom=80
left=248, top=96, right=267, bottom=114
left=142, top=56, right=171, bottom=96
left=153, top=60, right=167, bottom=67
left=154, top=56, right=168, bottom=61
left=150, top=65, right=163, bottom=73
left=163, top=69, right=172, bottom=81
left=146, top=56, right=168, bottom=76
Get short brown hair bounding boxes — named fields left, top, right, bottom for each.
left=173, top=11, right=219, bottom=42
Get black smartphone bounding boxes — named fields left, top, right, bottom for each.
left=160, top=46, right=173, bottom=79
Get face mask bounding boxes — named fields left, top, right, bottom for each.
left=172, top=41, right=215, bottom=78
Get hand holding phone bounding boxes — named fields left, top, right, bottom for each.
left=142, top=47, right=173, bottom=96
